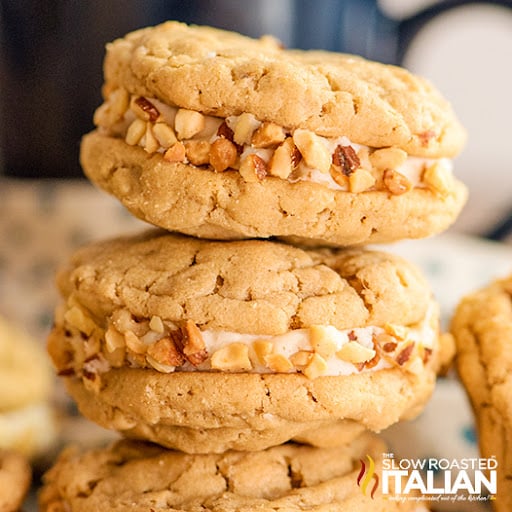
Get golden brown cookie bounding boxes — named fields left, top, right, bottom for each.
left=81, top=21, right=467, bottom=246
left=0, top=450, right=31, bottom=512
left=39, top=433, right=428, bottom=512
left=451, top=274, right=512, bottom=512
left=0, top=315, right=58, bottom=459
left=47, top=230, right=446, bottom=452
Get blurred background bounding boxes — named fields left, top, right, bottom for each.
left=0, top=0, right=511, bottom=238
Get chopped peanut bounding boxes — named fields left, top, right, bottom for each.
left=268, top=137, right=300, bottom=179
left=264, top=353, right=294, bottom=372
left=211, top=343, right=252, bottom=371
left=309, top=325, right=337, bottom=358
left=180, top=320, right=208, bottom=366
left=369, top=147, right=407, bottom=171
left=239, top=153, right=267, bottom=182
left=144, top=123, right=159, bottom=153
left=251, top=122, right=286, bottom=148
left=64, top=306, right=96, bottom=336
left=423, top=161, right=454, bottom=197
left=174, top=109, right=205, bottom=139
left=383, top=323, right=408, bottom=340
left=124, top=331, right=148, bottom=355
left=125, top=119, right=146, bottom=146
left=383, top=169, right=412, bottom=195
left=349, top=168, right=376, bottom=193
left=250, top=340, right=274, bottom=365
left=303, top=353, right=328, bottom=379
left=210, top=138, right=238, bottom=172
left=163, top=142, right=186, bottom=163
left=290, top=350, right=313, bottom=368
left=105, top=326, right=126, bottom=353
left=336, top=341, right=376, bottom=364
left=185, top=140, right=211, bottom=166
left=146, top=337, right=185, bottom=367
left=293, top=129, right=331, bottom=173
left=149, top=316, right=165, bottom=334
left=233, top=113, right=260, bottom=145
left=152, top=122, right=178, bottom=148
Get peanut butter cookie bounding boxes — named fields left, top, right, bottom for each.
left=48, top=230, right=449, bottom=452
left=81, top=21, right=467, bottom=246
left=0, top=450, right=31, bottom=512
left=451, top=274, right=512, bottom=512
left=39, top=433, right=429, bottom=512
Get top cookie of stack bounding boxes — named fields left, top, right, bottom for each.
left=81, top=21, right=467, bottom=246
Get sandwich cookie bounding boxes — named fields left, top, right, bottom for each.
left=451, top=274, right=512, bottom=511
left=39, top=433, right=429, bottom=512
left=48, top=230, right=449, bottom=453
left=0, top=315, right=58, bottom=459
left=81, top=21, right=467, bottom=247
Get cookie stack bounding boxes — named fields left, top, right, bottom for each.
left=41, top=22, right=466, bottom=510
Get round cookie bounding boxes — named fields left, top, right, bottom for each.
left=39, top=434, right=429, bottom=512
left=0, top=450, right=31, bottom=512
left=451, top=274, right=512, bottom=511
left=81, top=21, right=467, bottom=246
left=0, top=315, right=58, bottom=459
left=48, top=230, right=448, bottom=453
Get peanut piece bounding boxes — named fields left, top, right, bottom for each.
left=125, top=119, right=147, bottom=146
left=105, top=326, right=126, bottom=353
left=149, top=316, right=165, bottom=334
left=383, top=169, right=412, bottom=195
left=264, top=353, right=294, bottom=373
left=124, top=331, right=147, bottom=355
left=349, top=168, right=376, bottom=193
left=146, top=337, right=185, bottom=367
left=268, top=138, right=300, bottom=179
left=293, top=129, right=331, bottom=173
left=251, top=122, right=286, bottom=148
left=152, top=122, right=178, bottom=148
left=144, top=123, right=159, bottom=153
left=233, top=113, right=261, bottom=145
left=210, top=138, right=238, bottom=172
left=174, top=109, right=205, bottom=139
left=309, top=325, right=337, bottom=358
left=163, top=142, right=186, bottom=163
left=211, top=343, right=252, bottom=371
left=423, top=161, right=454, bottom=197
left=290, top=350, right=313, bottom=368
left=369, top=147, right=407, bottom=171
left=132, top=97, right=160, bottom=123
left=303, top=353, right=328, bottom=379
left=250, top=340, right=274, bottom=365
left=185, top=140, right=211, bottom=166
left=64, top=307, right=96, bottom=336
left=336, top=341, right=376, bottom=363
left=180, top=320, right=208, bottom=366
left=239, top=153, right=267, bottom=182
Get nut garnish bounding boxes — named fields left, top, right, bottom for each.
left=383, top=323, right=408, bottom=340
left=152, top=122, right=178, bottom=148
left=290, top=350, right=313, bottom=368
left=125, top=331, right=148, bottom=355
left=210, top=138, right=238, bottom=172
left=185, top=140, right=211, bottom=166
left=125, top=119, right=147, bottom=146
left=349, top=169, right=376, bottom=193
left=251, top=340, right=274, bottom=365
left=105, top=326, right=126, bottom=353
left=336, top=341, right=376, bottom=364
left=383, top=169, right=412, bottom=195
left=303, top=353, right=328, bottom=379
left=233, top=113, right=260, bottom=145
left=396, top=343, right=414, bottom=365
left=268, top=137, right=301, bottom=179
left=133, top=97, right=160, bottom=123
left=146, top=337, right=185, bottom=367
left=174, top=108, right=205, bottom=139
left=178, top=320, right=208, bottom=366
left=144, top=123, right=159, bottom=153
left=423, top=161, right=454, bottom=197
left=264, top=353, right=294, bottom=373
left=64, top=306, right=96, bottom=336
left=251, top=122, right=286, bottom=148
left=239, top=154, right=267, bottom=182
left=369, top=147, right=407, bottom=171
left=211, top=343, right=252, bottom=371
left=293, top=129, right=331, bottom=173
left=309, top=325, right=337, bottom=358
left=332, top=145, right=360, bottom=176
left=149, top=316, right=165, bottom=334
left=163, top=142, right=186, bottom=163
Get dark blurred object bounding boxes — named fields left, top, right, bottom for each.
left=1, top=0, right=511, bottom=187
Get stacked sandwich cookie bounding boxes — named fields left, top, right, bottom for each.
left=41, top=21, right=466, bottom=510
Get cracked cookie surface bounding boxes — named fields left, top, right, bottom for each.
left=48, top=230, right=447, bottom=452
left=39, top=434, right=428, bottom=512
left=451, top=275, right=512, bottom=511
